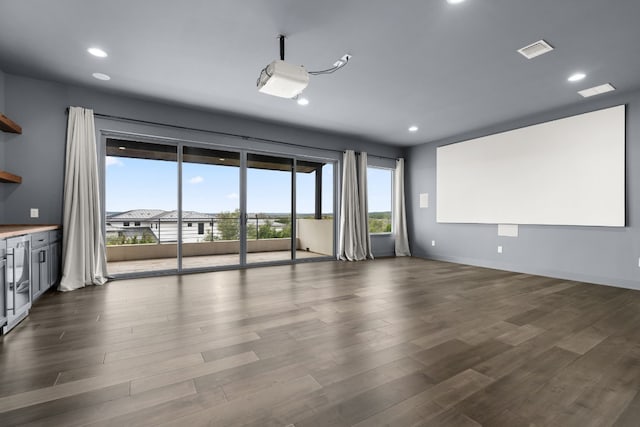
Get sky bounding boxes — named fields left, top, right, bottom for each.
left=105, top=156, right=392, bottom=214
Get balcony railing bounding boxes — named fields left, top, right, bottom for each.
left=105, top=215, right=300, bottom=246
left=105, top=216, right=334, bottom=264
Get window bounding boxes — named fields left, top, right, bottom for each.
left=123, top=222, right=130, bottom=227
left=134, top=221, right=141, bottom=226
left=187, top=223, right=192, bottom=227
left=197, top=223, right=204, bottom=235
left=367, top=167, right=393, bottom=234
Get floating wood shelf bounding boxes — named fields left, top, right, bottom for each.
left=0, top=113, right=22, bottom=134
left=0, top=114, right=23, bottom=184
left=0, top=171, right=22, bottom=183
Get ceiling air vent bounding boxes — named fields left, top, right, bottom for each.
left=517, top=39, right=554, bottom=59
left=578, top=83, right=616, bottom=98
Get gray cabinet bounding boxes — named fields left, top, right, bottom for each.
left=1, top=228, right=61, bottom=334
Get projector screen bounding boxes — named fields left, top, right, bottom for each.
left=436, top=105, right=625, bottom=227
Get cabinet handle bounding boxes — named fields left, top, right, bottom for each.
left=0, top=259, right=5, bottom=312
left=8, top=249, right=15, bottom=313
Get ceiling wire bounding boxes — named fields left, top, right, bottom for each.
left=308, top=56, right=350, bottom=76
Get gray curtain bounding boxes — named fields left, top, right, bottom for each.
left=394, top=158, right=411, bottom=256
left=338, top=150, right=373, bottom=261
left=59, top=107, right=108, bottom=291
left=359, top=152, right=373, bottom=259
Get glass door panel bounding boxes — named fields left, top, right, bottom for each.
left=182, top=147, right=241, bottom=269
left=295, top=161, right=335, bottom=259
left=246, top=153, right=293, bottom=264
left=105, top=140, right=178, bottom=275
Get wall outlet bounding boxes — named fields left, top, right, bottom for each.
left=431, top=240, right=436, bottom=247
left=497, top=245, right=503, bottom=254
left=30, top=208, right=39, bottom=218
left=638, top=257, right=640, bottom=268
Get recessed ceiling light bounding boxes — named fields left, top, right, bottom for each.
left=118, top=146, right=126, bottom=150
left=578, top=83, right=616, bottom=98
left=297, top=97, right=309, bottom=106
left=92, top=72, right=111, bottom=81
left=219, top=158, right=225, bottom=161
left=568, top=72, right=586, bottom=82
left=88, top=47, right=108, bottom=58
left=447, top=0, right=466, bottom=3
left=408, top=126, right=419, bottom=132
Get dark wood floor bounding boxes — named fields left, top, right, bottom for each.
left=1, top=258, right=640, bottom=426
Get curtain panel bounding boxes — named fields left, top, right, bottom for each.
left=394, top=158, right=411, bottom=256
left=338, top=150, right=373, bottom=261
left=59, top=107, right=108, bottom=291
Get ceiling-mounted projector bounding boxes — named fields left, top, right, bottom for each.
left=257, top=35, right=351, bottom=100
left=257, top=60, right=310, bottom=99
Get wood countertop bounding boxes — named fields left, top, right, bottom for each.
left=0, top=225, right=61, bottom=239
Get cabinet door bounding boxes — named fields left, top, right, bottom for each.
left=7, top=236, right=31, bottom=314
left=39, top=247, right=49, bottom=294
left=49, top=242, right=61, bottom=288
left=31, top=250, right=41, bottom=300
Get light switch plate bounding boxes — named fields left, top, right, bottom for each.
left=420, top=193, right=429, bottom=208
left=30, top=208, right=39, bottom=218
left=431, top=240, right=436, bottom=246
left=498, top=246, right=503, bottom=254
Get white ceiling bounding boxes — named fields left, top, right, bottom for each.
left=1, top=0, right=639, bottom=146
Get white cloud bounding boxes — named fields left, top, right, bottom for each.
left=105, top=156, right=123, bottom=167
left=189, top=176, right=204, bottom=184
left=226, top=192, right=239, bottom=199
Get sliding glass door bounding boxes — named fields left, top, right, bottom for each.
left=246, top=153, right=293, bottom=264
left=105, top=138, right=335, bottom=276
left=181, top=147, right=241, bottom=269
left=105, top=140, right=178, bottom=275
left=296, top=161, right=334, bottom=260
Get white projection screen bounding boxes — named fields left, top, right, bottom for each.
left=436, top=105, right=625, bottom=226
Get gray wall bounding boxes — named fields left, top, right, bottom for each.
left=407, top=88, right=640, bottom=290
left=1, top=73, right=401, bottom=256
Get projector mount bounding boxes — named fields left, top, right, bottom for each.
left=256, top=35, right=351, bottom=99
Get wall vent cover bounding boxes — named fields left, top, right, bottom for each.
left=578, top=83, right=616, bottom=98
left=517, top=40, right=554, bottom=59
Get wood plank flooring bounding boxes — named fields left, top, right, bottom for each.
left=1, top=257, right=640, bottom=426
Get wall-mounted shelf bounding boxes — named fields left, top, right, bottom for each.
left=0, top=113, right=22, bottom=134
left=0, top=171, right=22, bottom=183
left=1, top=113, right=24, bottom=183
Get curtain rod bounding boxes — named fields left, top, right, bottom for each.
left=64, top=108, right=398, bottom=161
